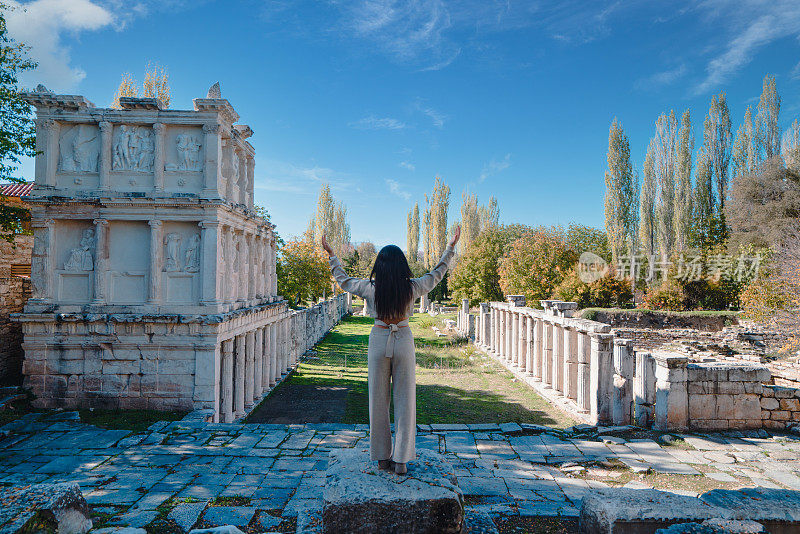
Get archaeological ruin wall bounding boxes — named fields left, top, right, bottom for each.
left=16, top=85, right=349, bottom=421
left=462, top=297, right=800, bottom=433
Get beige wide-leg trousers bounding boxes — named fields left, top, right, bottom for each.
left=367, top=320, right=416, bottom=463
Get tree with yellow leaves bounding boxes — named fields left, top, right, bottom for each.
left=111, top=63, right=171, bottom=108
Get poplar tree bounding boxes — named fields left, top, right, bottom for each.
left=111, top=64, right=171, bottom=108
left=430, top=176, right=450, bottom=263
left=674, top=109, right=693, bottom=252
left=422, top=202, right=433, bottom=268
left=654, top=110, right=677, bottom=257
left=406, top=202, right=420, bottom=260
left=703, top=93, right=732, bottom=215
left=755, top=74, right=781, bottom=162
left=691, top=148, right=715, bottom=248
left=604, top=119, right=635, bottom=260
left=639, top=140, right=657, bottom=257
left=783, top=119, right=800, bottom=177
left=309, top=184, right=350, bottom=257
left=732, top=107, right=755, bottom=182
left=479, top=196, right=500, bottom=230
left=460, top=192, right=479, bottom=253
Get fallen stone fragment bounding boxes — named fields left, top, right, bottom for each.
left=700, top=488, right=800, bottom=531
left=579, top=488, right=729, bottom=534
left=0, top=482, right=92, bottom=534
left=168, top=502, right=208, bottom=533
left=322, top=448, right=464, bottom=534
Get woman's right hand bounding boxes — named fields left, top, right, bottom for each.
left=321, top=234, right=334, bottom=257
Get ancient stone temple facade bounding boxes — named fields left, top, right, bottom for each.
left=15, top=84, right=307, bottom=421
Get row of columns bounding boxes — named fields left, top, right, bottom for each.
left=217, top=293, right=351, bottom=423
left=220, top=224, right=277, bottom=306
left=219, top=314, right=291, bottom=423
left=476, top=298, right=617, bottom=425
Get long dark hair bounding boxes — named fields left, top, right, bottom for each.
left=370, top=245, right=413, bottom=319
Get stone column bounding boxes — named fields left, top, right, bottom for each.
left=234, top=334, right=246, bottom=418
left=525, top=315, right=535, bottom=375
left=237, top=231, right=247, bottom=303
left=203, top=123, right=221, bottom=198
left=199, top=221, right=220, bottom=306
left=153, top=122, right=166, bottom=193
left=653, top=352, right=689, bottom=431
left=245, top=330, right=255, bottom=409
left=533, top=316, right=543, bottom=381
left=563, top=325, right=578, bottom=401
left=270, top=322, right=280, bottom=385
left=576, top=329, right=591, bottom=413
left=246, top=155, right=255, bottom=209
left=223, top=138, right=235, bottom=201
left=478, top=303, right=489, bottom=348
left=542, top=320, right=553, bottom=386
left=29, top=219, right=55, bottom=302
left=221, top=339, right=234, bottom=423
left=34, top=119, right=57, bottom=187
left=255, top=233, right=264, bottom=299
left=552, top=321, right=564, bottom=394
left=98, top=121, right=112, bottom=192
left=589, top=332, right=614, bottom=425
left=227, top=227, right=236, bottom=304
left=505, top=310, right=513, bottom=362
left=237, top=148, right=247, bottom=205
left=254, top=327, right=264, bottom=399
left=92, top=218, right=109, bottom=304
left=246, top=233, right=256, bottom=303
left=612, top=338, right=635, bottom=425
left=261, top=325, right=271, bottom=390
left=518, top=314, right=527, bottom=370
left=511, top=311, right=520, bottom=366
left=634, top=351, right=656, bottom=427
left=271, top=237, right=278, bottom=299
left=148, top=220, right=162, bottom=304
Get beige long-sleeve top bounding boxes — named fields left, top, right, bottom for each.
left=329, top=245, right=456, bottom=319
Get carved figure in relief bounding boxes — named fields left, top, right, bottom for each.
left=59, top=125, right=98, bottom=172
left=176, top=134, right=202, bottom=171
left=184, top=234, right=201, bottom=273
left=232, top=153, right=240, bottom=181
left=163, top=233, right=182, bottom=272
left=64, top=228, right=95, bottom=271
left=112, top=125, right=155, bottom=172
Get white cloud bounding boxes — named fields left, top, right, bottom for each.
left=349, top=115, right=407, bottom=130
left=255, top=159, right=353, bottom=195
left=634, top=64, right=687, bottom=90
left=790, top=60, right=800, bottom=80
left=694, top=0, right=800, bottom=94
left=385, top=178, right=411, bottom=200
left=5, top=0, right=115, bottom=92
left=413, top=100, right=446, bottom=128
left=399, top=161, right=415, bottom=171
left=478, top=153, right=511, bottom=182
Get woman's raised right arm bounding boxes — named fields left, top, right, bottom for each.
left=322, top=234, right=371, bottom=298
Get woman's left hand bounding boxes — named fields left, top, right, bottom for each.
left=449, top=224, right=461, bottom=248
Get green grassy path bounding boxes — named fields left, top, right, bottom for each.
left=249, top=313, right=575, bottom=427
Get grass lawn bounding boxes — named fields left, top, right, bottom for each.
left=258, top=313, right=574, bottom=428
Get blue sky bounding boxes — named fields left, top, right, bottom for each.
left=7, top=0, right=800, bottom=247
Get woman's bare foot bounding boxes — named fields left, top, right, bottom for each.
left=394, top=462, right=407, bottom=475
left=378, top=459, right=393, bottom=470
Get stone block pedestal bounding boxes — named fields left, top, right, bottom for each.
left=322, top=448, right=464, bottom=534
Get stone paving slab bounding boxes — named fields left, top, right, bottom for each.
left=1, top=416, right=800, bottom=531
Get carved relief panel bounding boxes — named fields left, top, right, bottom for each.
left=58, top=124, right=99, bottom=173
left=161, top=222, right=201, bottom=304
left=164, top=126, right=204, bottom=193
left=55, top=221, right=96, bottom=303
left=112, top=125, right=155, bottom=172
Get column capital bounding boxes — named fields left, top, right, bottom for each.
left=36, top=118, right=57, bottom=130
left=98, top=120, right=113, bottom=132
left=93, top=218, right=109, bottom=227
left=203, top=123, right=221, bottom=134
left=148, top=219, right=162, bottom=228
left=199, top=220, right=220, bottom=229
left=33, top=218, right=56, bottom=229
left=153, top=122, right=166, bottom=134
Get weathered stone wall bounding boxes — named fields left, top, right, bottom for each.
left=584, top=309, right=738, bottom=331
left=685, top=362, right=767, bottom=431
left=760, top=384, right=800, bottom=429
left=0, top=235, right=32, bottom=383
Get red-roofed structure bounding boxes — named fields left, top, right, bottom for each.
left=0, top=182, right=34, bottom=198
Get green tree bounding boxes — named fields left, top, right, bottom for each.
left=460, top=192, right=479, bottom=253
left=565, top=223, right=611, bottom=262
left=674, top=109, right=693, bottom=252
left=450, top=225, right=526, bottom=305
left=732, top=106, right=756, bottom=183
left=0, top=3, right=36, bottom=242
left=604, top=119, right=636, bottom=260
left=308, top=184, right=351, bottom=257
left=639, top=139, right=657, bottom=257
left=277, top=238, right=331, bottom=305
left=478, top=196, right=500, bottom=231
left=755, top=74, right=781, bottom=162
left=703, top=93, right=732, bottom=216
left=406, top=202, right=420, bottom=261
left=499, top=226, right=577, bottom=307
left=654, top=110, right=677, bottom=258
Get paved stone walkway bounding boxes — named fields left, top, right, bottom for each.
left=1, top=413, right=799, bottom=532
